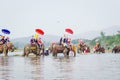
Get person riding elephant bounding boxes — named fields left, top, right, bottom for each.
left=51, top=43, right=76, bottom=57
left=4, top=37, right=15, bottom=52
left=37, top=37, right=45, bottom=55
left=79, top=40, right=85, bottom=47
left=37, top=37, right=43, bottom=49
left=0, top=36, right=6, bottom=45
left=0, top=36, right=10, bottom=56
left=112, top=45, right=120, bottom=53
left=59, top=35, right=68, bottom=54
left=30, top=36, right=36, bottom=44
left=62, top=35, right=72, bottom=49
left=95, top=42, right=101, bottom=51
left=59, top=37, right=62, bottom=45
left=93, top=42, right=105, bottom=53
left=23, top=36, right=41, bottom=57
left=77, top=40, right=86, bottom=53
left=84, top=45, right=90, bottom=53
left=58, top=34, right=76, bottom=56
left=59, top=34, right=68, bottom=46
left=67, top=38, right=71, bottom=45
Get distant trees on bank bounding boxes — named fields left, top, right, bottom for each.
left=72, top=31, right=120, bottom=50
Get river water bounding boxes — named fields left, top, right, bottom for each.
left=0, top=52, right=120, bottom=80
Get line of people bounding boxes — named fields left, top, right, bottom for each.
left=30, top=35, right=49, bottom=55
left=30, top=36, right=43, bottom=49
left=59, top=34, right=72, bottom=46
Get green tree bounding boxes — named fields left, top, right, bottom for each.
left=100, top=31, right=105, bottom=39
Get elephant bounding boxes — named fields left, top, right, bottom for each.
left=48, top=43, right=55, bottom=53
left=0, top=41, right=15, bottom=56
left=0, top=44, right=9, bottom=56
left=77, top=44, right=84, bottom=53
left=93, top=47, right=105, bottom=53
left=49, top=43, right=76, bottom=57
left=6, top=42, right=15, bottom=52
left=84, top=46, right=90, bottom=53
left=23, top=43, right=45, bottom=57
left=112, top=46, right=120, bottom=53
left=77, top=44, right=90, bottom=54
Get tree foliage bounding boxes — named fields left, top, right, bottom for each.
left=89, top=33, right=120, bottom=49
left=72, top=33, right=120, bottom=50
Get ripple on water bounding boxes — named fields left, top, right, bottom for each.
left=0, top=52, right=120, bottom=80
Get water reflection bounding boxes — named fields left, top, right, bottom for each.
left=0, top=57, right=14, bottom=80
left=0, top=53, right=120, bottom=80
left=18, top=56, right=42, bottom=80
left=50, top=56, right=75, bottom=80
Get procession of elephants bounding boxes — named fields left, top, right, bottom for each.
left=23, top=41, right=120, bottom=57
left=0, top=28, right=120, bottom=56
left=0, top=39, right=120, bottom=57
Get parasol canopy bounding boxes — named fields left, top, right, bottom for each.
left=65, top=28, right=73, bottom=34
left=1, top=29, right=10, bottom=34
left=35, top=28, right=44, bottom=35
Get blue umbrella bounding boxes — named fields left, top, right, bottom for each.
left=1, top=29, right=10, bottom=34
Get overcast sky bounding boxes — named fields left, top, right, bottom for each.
left=0, top=0, right=120, bottom=39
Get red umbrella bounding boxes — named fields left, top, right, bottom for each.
left=35, top=29, right=44, bottom=35
left=65, top=28, right=73, bottom=34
